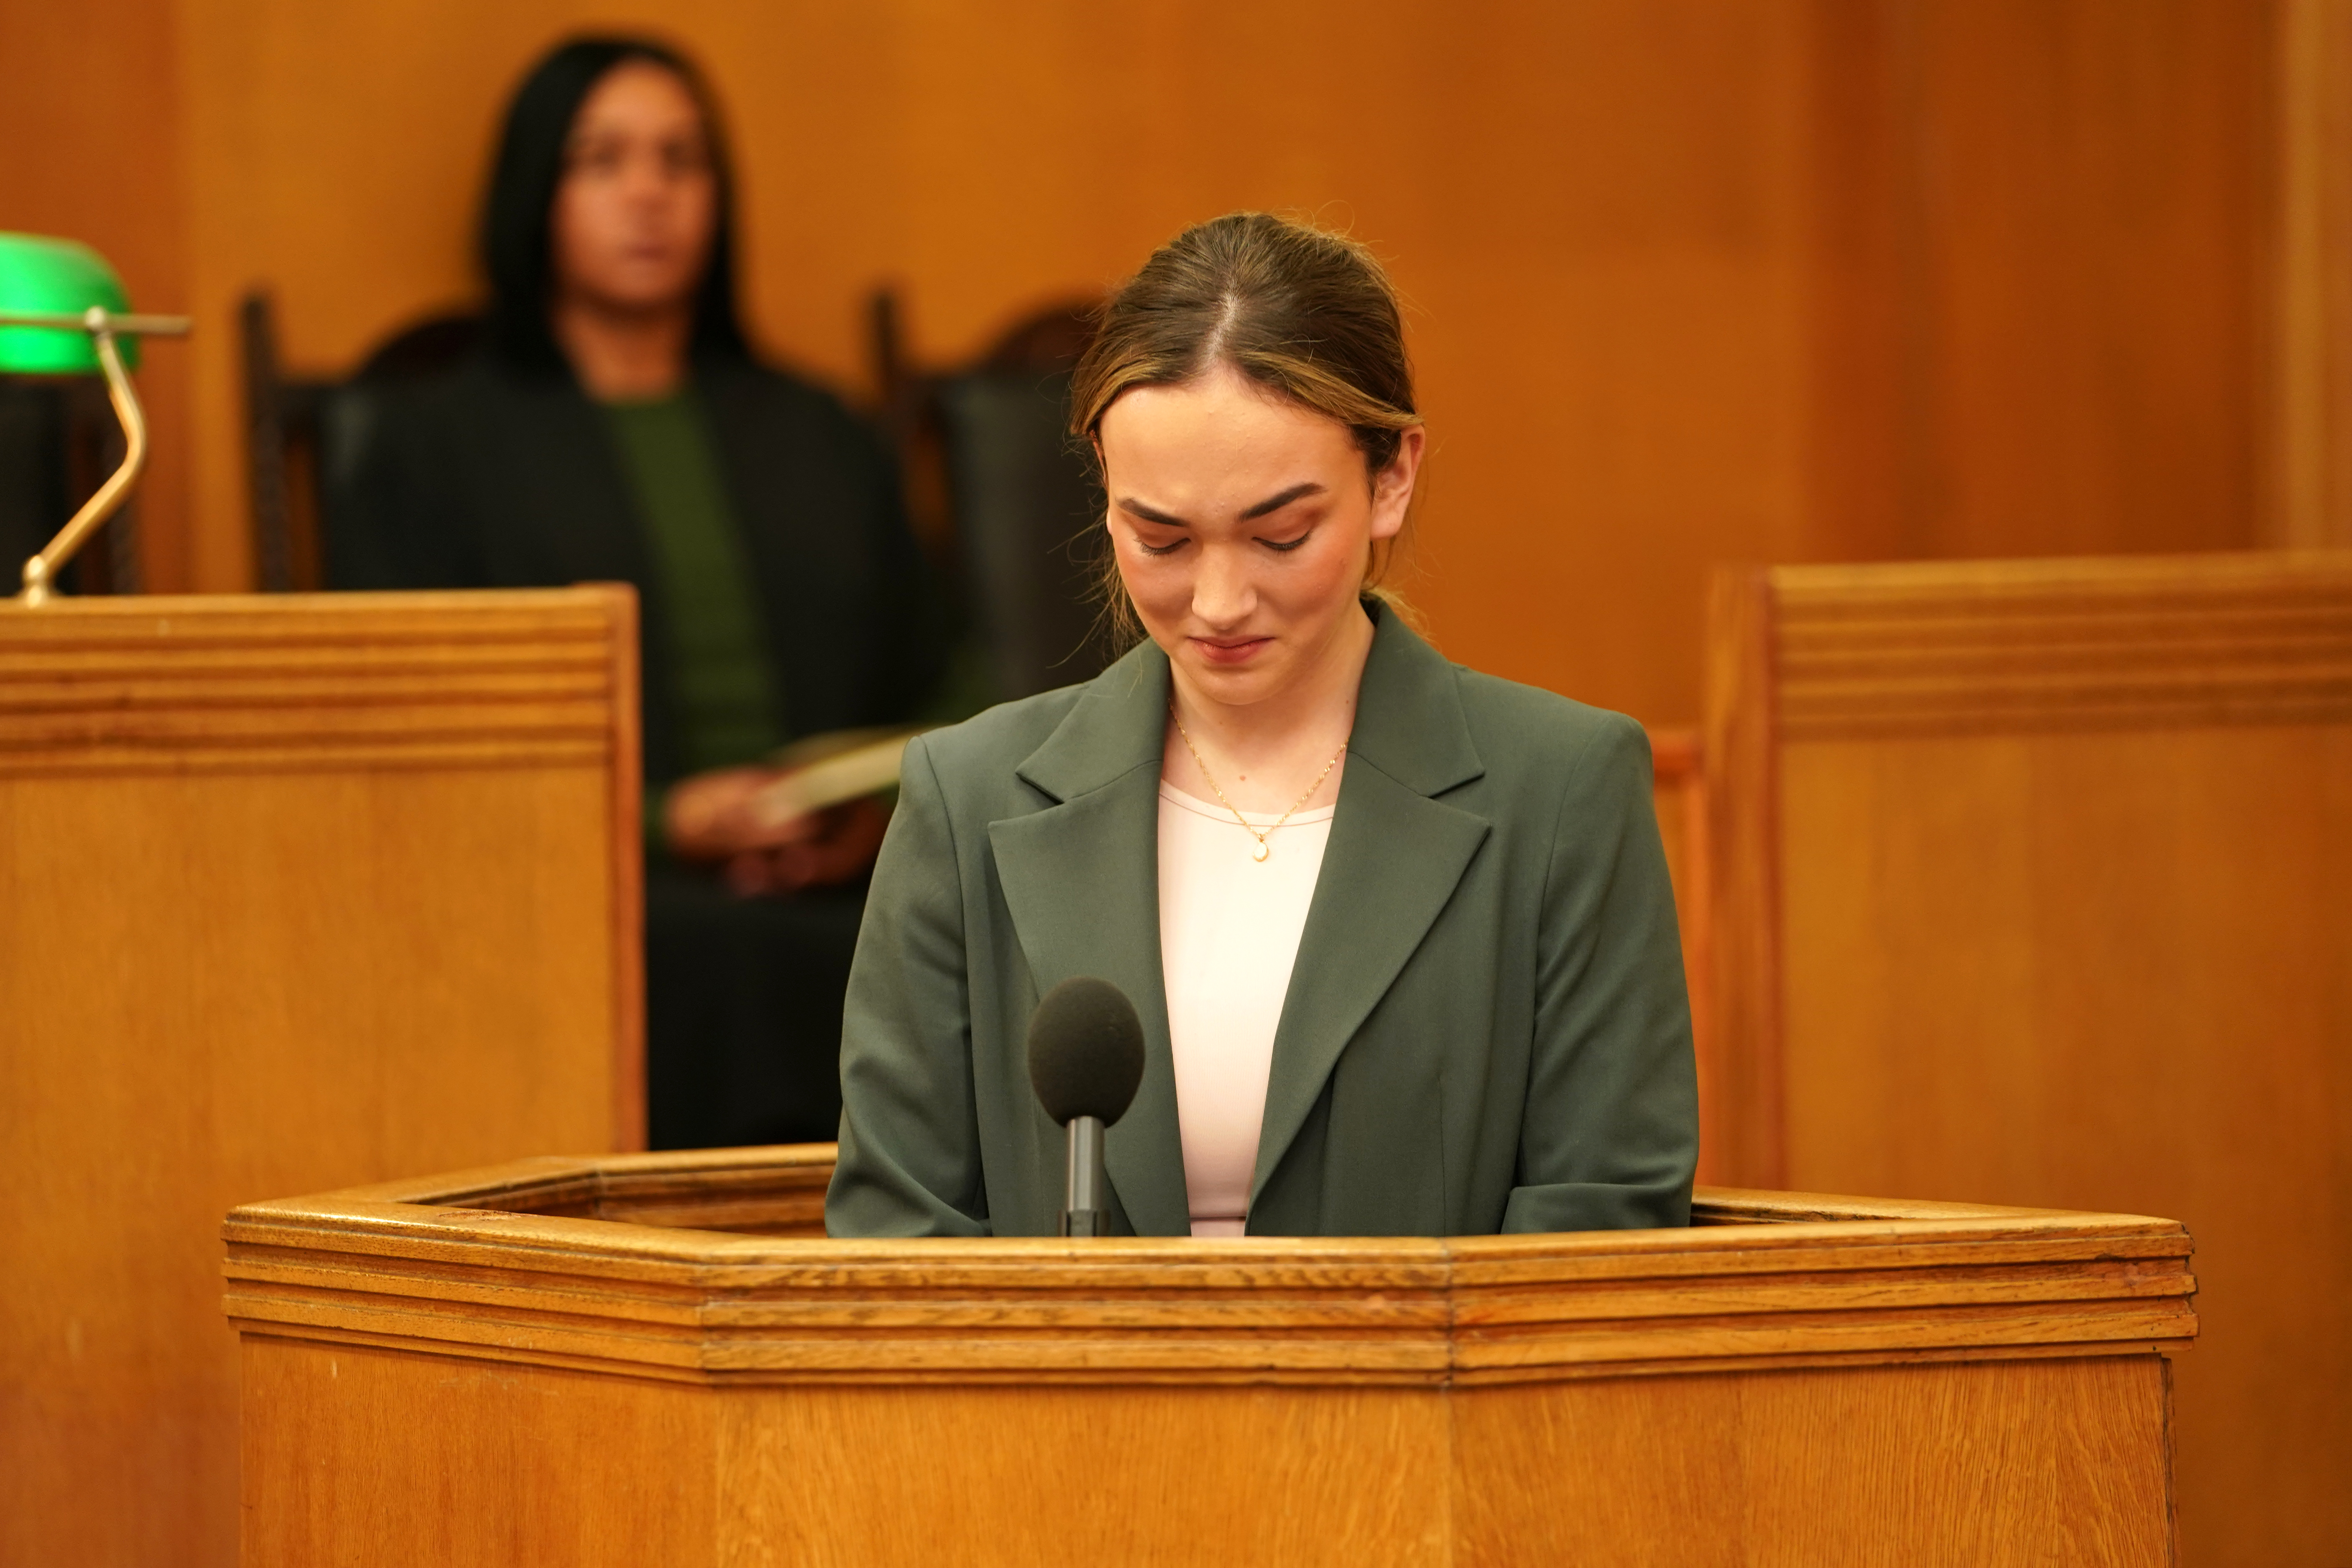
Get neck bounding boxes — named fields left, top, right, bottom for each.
left=1165, top=603, right=1375, bottom=813
left=551, top=293, right=694, bottom=401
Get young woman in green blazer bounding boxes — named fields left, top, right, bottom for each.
left=827, top=213, right=1697, bottom=1238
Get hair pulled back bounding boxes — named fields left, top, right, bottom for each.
left=1072, top=212, right=1418, bottom=471
left=1071, top=213, right=1422, bottom=626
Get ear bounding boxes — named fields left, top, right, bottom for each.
left=1367, top=426, right=1425, bottom=542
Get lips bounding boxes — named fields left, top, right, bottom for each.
left=1191, top=636, right=1271, bottom=666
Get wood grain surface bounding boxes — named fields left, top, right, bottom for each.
left=0, top=591, right=629, bottom=771
left=1454, top=1356, right=2174, bottom=1568
left=1647, top=727, right=1721, bottom=1185
left=221, top=1148, right=2196, bottom=1386
left=1705, top=549, right=2352, bottom=1566
left=0, top=589, right=642, bottom=1568
left=227, top=1146, right=2192, bottom=1565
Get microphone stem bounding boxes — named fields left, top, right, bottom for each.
left=1062, top=1116, right=1107, bottom=1237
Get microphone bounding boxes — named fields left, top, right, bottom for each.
left=1026, top=977, right=1145, bottom=1237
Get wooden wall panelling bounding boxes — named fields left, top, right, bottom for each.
left=223, top=1146, right=2194, bottom=1565
left=1804, top=0, right=2275, bottom=564
left=0, top=1, right=2278, bottom=721
left=0, top=588, right=643, bottom=1568
left=2277, top=0, right=2352, bottom=547
left=153, top=0, right=1833, bottom=721
left=1700, top=574, right=1785, bottom=1188
left=1703, top=550, right=2352, bottom=1566
left=1647, top=728, right=1723, bottom=1185
left=107, top=0, right=2261, bottom=722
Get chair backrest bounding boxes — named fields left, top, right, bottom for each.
left=932, top=368, right=1105, bottom=701
left=872, top=288, right=1109, bottom=703
left=241, top=291, right=478, bottom=591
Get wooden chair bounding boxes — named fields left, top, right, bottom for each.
left=869, top=286, right=1109, bottom=703
left=240, top=289, right=479, bottom=591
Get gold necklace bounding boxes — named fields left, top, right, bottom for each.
left=1170, top=705, right=1348, bottom=862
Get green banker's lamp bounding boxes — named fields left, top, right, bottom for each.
left=0, top=231, right=190, bottom=604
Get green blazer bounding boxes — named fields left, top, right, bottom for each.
left=826, top=606, right=1697, bottom=1237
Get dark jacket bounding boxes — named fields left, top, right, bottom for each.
left=332, top=352, right=941, bottom=785
left=826, top=606, right=1699, bottom=1238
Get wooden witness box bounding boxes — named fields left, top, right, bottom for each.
left=1697, top=551, right=2352, bottom=1562
left=225, top=1146, right=2197, bottom=1565
left=0, top=589, right=642, bottom=1568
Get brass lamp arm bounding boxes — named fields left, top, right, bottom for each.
left=0, top=309, right=193, bottom=336
left=1, top=306, right=190, bottom=605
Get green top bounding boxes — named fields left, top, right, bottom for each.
left=602, top=390, right=783, bottom=776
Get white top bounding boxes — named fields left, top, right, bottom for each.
left=1156, top=781, right=1336, bottom=1238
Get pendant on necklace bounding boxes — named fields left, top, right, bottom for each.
left=1252, top=840, right=1271, bottom=863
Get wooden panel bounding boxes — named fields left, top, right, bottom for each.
left=1648, top=727, right=1721, bottom=1183
left=239, top=1338, right=1448, bottom=1568
left=721, top=1383, right=1449, bottom=1568
left=2276, top=0, right=2352, bottom=548
left=242, top=1340, right=717, bottom=1568
left=1807, top=1, right=2273, bottom=566
left=1703, top=570, right=1787, bottom=1185
left=0, top=589, right=642, bottom=1568
left=1706, top=551, right=2352, bottom=1565
left=240, top=1341, right=2176, bottom=1568
left=1455, top=1357, right=2174, bottom=1567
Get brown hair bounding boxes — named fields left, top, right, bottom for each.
left=1070, top=212, right=1422, bottom=641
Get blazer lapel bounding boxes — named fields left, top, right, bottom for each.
left=986, top=649, right=1193, bottom=1236
left=1251, top=612, right=1491, bottom=1203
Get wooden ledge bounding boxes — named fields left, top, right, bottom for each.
left=0, top=587, right=633, bottom=773
left=1758, top=549, right=2352, bottom=737
left=222, top=1146, right=2196, bottom=1388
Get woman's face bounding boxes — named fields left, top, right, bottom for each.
left=1098, top=362, right=1422, bottom=709
left=552, top=61, right=716, bottom=316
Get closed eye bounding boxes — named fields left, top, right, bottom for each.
left=1137, top=536, right=1188, bottom=557
left=1258, top=531, right=1312, bottom=553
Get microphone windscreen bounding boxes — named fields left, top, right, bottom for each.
left=1026, top=977, right=1146, bottom=1127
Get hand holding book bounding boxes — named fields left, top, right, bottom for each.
left=660, top=728, right=925, bottom=896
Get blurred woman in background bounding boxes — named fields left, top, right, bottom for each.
left=340, top=37, right=942, bottom=1148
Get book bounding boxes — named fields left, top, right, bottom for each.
left=749, top=727, right=928, bottom=829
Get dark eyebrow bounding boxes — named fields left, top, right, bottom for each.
left=1115, top=480, right=1325, bottom=529
left=1116, top=496, right=1190, bottom=528
left=1240, top=482, right=1324, bottom=521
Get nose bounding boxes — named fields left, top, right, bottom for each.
left=620, top=148, right=676, bottom=206
left=1190, top=541, right=1257, bottom=630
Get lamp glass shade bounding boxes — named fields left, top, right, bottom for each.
left=0, top=232, right=140, bottom=374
